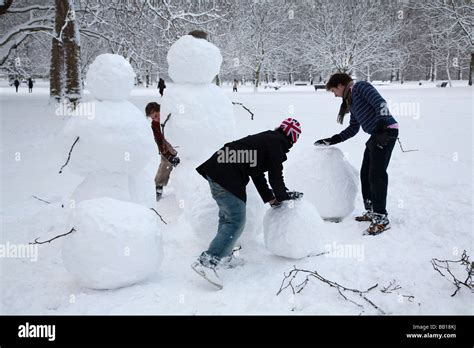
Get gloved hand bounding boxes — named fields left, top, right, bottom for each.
left=314, top=134, right=342, bottom=146
left=287, top=191, right=303, bottom=200
left=169, top=155, right=180, bottom=167
left=269, top=198, right=282, bottom=209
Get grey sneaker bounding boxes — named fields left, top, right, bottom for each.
left=367, top=213, right=390, bottom=235
left=355, top=210, right=374, bottom=222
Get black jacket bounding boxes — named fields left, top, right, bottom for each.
left=196, top=129, right=291, bottom=203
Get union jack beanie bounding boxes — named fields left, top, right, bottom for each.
left=279, top=118, right=301, bottom=143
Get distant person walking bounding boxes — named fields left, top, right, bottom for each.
left=28, top=78, right=34, bottom=93
left=158, top=78, right=166, bottom=97
left=233, top=79, right=238, bottom=92
left=14, top=79, right=20, bottom=93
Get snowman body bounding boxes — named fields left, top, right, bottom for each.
left=62, top=54, right=155, bottom=203
left=60, top=54, right=162, bottom=290
left=160, top=35, right=236, bottom=227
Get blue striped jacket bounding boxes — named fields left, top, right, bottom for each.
left=339, top=81, right=397, bottom=141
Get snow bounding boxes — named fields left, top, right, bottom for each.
left=62, top=101, right=154, bottom=177
left=298, top=146, right=359, bottom=221
left=167, top=35, right=222, bottom=84
left=62, top=198, right=162, bottom=290
left=85, top=54, right=135, bottom=101
left=0, top=80, right=472, bottom=314
left=263, top=200, right=325, bottom=259
left=160, top=83, right=235, bottom=164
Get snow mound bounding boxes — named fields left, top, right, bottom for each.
left=86, top=54, right=135, bottom=100
left=62, top=100, right=155, bottom=176
left=167, top=35, right=222, bottom=84
left=62, top=198, right=162, bottom=289
left=263, top=200, right=324, bottom=259
left=305, top=147, right=358, bottom=221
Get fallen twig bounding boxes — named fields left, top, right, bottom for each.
left=232, top=102, right=254, bottom=120
left=277, top=266, right=385, bottom=314
left=30, top=227, right=76, bottom=245
left=150, top=208, right=167, bottom=225
left=431, top=250, right=473, bottom=297
left=397, top=138, right=418, bottom=153
left=59, top=136, right=80, bottom=173
left=32, top=195, right=51, bottom=204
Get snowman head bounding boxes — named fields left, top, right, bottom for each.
left=167, top=33, right=222, bottom=84
left=86, top=54, right=135, bottom=101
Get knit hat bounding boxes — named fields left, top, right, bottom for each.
left=278, top=118, right=301, bottom=143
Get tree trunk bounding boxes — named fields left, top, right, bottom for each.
left=63, top=0, right=82, bottom=107
left=469, top=52, right=473, bottom=86
left=446, top=52, right=452, bottom=88
left=254, top=64, right=261, bottom=92
left=49, top=0, right=66, bottom=102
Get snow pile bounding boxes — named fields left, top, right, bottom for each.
left=263, top=200, right=324, bottom=259
left=85, top=54, right=135, bottom=101
left=304, top=147, right=358, bottom=221
left=62, top=198, right=162, bottom=290
left=167, top=35, right=222, bottom=84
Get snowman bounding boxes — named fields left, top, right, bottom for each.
left=302, top=146, right=359, bottom=222
left=160, top=32, right=237, bottom=233
left=60, top=54, right=162, bottom=290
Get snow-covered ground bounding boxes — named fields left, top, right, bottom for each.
left=1, top=80, right=472, bottom=314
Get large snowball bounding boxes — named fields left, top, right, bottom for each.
left=86, top=54, right=135, bottom=101
left=167, top=35, right=222, bottom=84
left=263, top=200, right=324, bottom=259
left=62, top=100, right=155, bottom=176
left=304, top=147, right=358, bottom=221
left=160, top=83, right=236, bottom=165
left=62, top=198, right=163, bottom=289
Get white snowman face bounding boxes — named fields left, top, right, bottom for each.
left=167, top=35, right=223, bottom=84
left=86, top=53, right=135, bottom=101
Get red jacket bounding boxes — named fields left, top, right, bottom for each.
left=151, top=121, right=176, bottom=160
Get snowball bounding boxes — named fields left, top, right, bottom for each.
left=62, top=100, right=155, bottom=176
left=303, top=147, right=358, bottom=221
left=263, top=200, right=324, bottom=259
left=160, top=83, right=235, bottom=165
left=167, top=35, right=222, bottom=84
left=62, top=198, right=162, bottom=289
left=86, top=54, right=135, bottom=101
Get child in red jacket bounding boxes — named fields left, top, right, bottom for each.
left=145, top=102, right=180, bottom=201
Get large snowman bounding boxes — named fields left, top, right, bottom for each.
left=160, top=33, right=237, bottom=232
left=60, top=54, right=162, bottom=290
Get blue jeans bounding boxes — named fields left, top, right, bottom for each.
left=203, top=177, right=246, bottom=261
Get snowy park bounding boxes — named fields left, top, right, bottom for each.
left=0, top=0, right=473, bottom=318
left=1, top=77, right=472, bottom=315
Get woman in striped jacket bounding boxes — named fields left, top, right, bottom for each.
left=315, top=73, right=399, bottom=235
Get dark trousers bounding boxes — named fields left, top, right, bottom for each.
left=360, top=129, right=398, bottom=215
